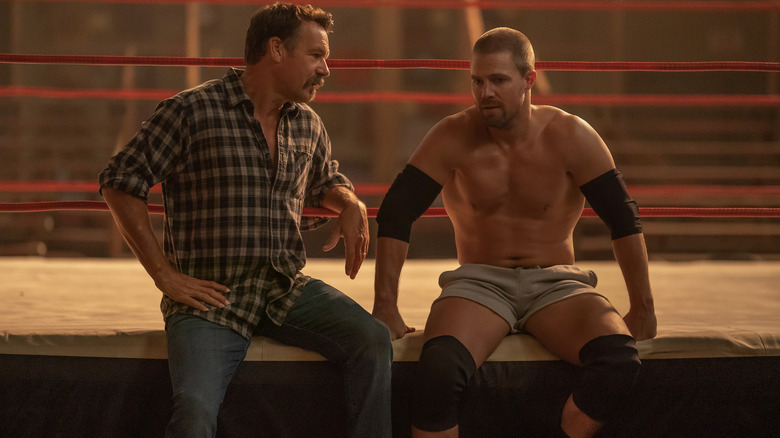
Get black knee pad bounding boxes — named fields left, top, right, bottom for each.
left=572, top=334, right=641, bottom=422
left=411, top=335, right=476, bottom=432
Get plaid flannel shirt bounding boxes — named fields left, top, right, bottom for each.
left=99, top=68, right=353, bottom=338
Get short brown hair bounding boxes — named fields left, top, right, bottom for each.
left=473, top=27, right=535, bottom=76
left=244, top=3, right=334, bottom=65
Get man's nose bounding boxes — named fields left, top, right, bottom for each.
left=480, top=83, right=494, bottom=98
left=319, top=59, right=330, bottom=78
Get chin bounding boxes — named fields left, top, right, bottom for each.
left=299, top=88, right=318, bottom=103
left=487, top=118, right=513, bottom=130
left=482, top=113, right=506, bottom=127
left=290, top=93, right=315, bottom=104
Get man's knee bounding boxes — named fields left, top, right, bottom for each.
left=411, top=335, right=476, bottom=432
left=354, top=313, right=393, bottom=362
left=572, top=334, right=641, bottom=422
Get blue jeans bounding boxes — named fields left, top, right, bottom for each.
left=165, top=279, right=392, bottom=438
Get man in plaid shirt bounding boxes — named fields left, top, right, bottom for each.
left=99, top=4, right=391, bottom=437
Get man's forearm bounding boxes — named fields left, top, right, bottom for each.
left=321, top=185, right=362, bottom=214
left=102, top=187, right=172, bottom=281
left=612, top=233, right=657, bottom=340
left=374, top=237, right=410, bottom=305
left=373, top=236, right=417, bottom=339
left=611, top=233, right=654, bottom=309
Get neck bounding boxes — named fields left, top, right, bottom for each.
left=486, top=91, right=533, bottom=144
left=240, top=64, right=286, bottom=120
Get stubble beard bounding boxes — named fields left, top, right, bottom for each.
left=482, top=106, right=516, bottom=130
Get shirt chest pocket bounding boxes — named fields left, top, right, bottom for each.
left=284, top=148, right=313, bottom=199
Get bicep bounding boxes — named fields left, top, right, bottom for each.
left=565, top=117, right=616, bottom=186
left=407, top=120, right=458, bottom=185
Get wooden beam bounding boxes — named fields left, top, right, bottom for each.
left=185, top=2, right=201, bottom=88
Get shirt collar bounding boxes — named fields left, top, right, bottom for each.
left=223, top=68, right=299, bottom=118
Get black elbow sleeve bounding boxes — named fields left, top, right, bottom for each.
left=376, top=164, right=442, bottom=242
left=580, top=169, right=642, bottom=240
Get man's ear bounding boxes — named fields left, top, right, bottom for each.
left=526, top=70, right=537, bottom=91
left=268, top=37, right=284, bottom=62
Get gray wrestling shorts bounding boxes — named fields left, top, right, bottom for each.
left=435, top=264, right=608, bottom=333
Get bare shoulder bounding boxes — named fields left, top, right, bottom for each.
left=538, top=105, right=600, bottom=143
left=424, top=107, right=479, bottom=144
left=537, top=105, right=615, bottom=185
left=408, top=107, right=479, bottom=183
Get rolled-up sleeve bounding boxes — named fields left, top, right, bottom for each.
left=300, top=123, right=354, bottom=231
left=99, top=98, right=188, bottom=202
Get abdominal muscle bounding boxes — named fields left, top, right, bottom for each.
left=443, top=180, right=583, bottom=268
left=450, top=212, right=578, bottom=268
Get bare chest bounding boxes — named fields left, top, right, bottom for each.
left=445, top=142, right=573, bottom=217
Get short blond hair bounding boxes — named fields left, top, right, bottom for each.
left=473, top=27, right=535, bottom=75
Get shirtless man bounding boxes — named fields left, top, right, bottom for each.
left=372, top=28, right=657, bottom=437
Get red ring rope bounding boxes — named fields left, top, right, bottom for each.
left=3, top=181, right=780, bottom=198
left=16, top=0, right=780, bottom=11
left=2, top=54, right=780, bottom=72
left=3, top=2, right=778, bottom=221
left=3, top=86, right=780, bottom=107
left=1, top=201, right=778, bottom=218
